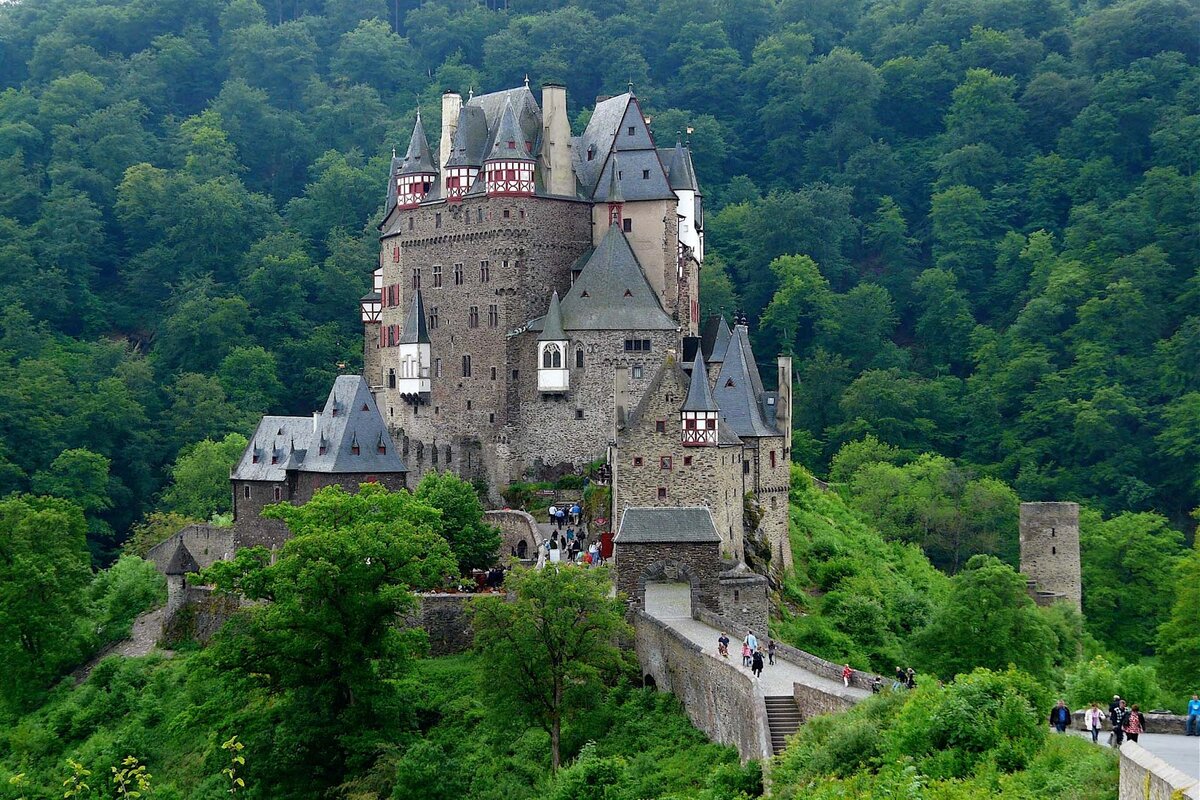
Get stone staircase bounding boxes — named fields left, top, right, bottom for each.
left=764, top=695, right=803, bottom=755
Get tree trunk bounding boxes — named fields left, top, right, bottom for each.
left=551, top=715, right=561, bottom=773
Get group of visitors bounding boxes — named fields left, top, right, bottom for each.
left=716, top=630, right=776, bottom=679
left=547, top=503, right=583, bottom=529
left=1066, top=696, right=1153, bottom=746
left=892, top=666, right=918, bottom=690
left=543, top=526, right=603, bottom=566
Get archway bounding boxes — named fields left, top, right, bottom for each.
left=639, top=559, right=701, bottom=621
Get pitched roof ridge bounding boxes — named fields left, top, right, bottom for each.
left=398, top=109, right=437, bottom=176
left=538, top=290, right=566, bottom=341
left=682, top=350, right=718, bottom=411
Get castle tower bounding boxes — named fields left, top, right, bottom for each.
left=395, top=290, right=431, bottom=400
left=164, top=539, right=200, bottom=615
left=1019, top=502, right=1081, bottom=612
left=484, top=96, right=535, bottom=196
left=681, top=350, right=718, bottom=445
left=395, top=110, right=437, bottom=209
left=537, top=291, right=569, bottom=393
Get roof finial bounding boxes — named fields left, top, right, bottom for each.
left=524, top=74, right=530, bottom=88
left=627, top=78, right=634, bottom=95
left=392, top=145, right=397, bottom=158
left=468, top=86, right=474, bottom=100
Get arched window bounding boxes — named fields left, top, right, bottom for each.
left=575, top=348, right=584, bottom=368
left=542, top=343, right=562, bottom=368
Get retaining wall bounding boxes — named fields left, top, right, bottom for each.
left=1073, top=710, right=1192, bottom=735
left=634, top=611, right=773, bottom=763
left=404, top=593, right=479, bottom=656
left=146, top=525, right=235, bottom=573
left=162, top=586, right=243, bottom=645
left=484, top=509, right=542, bottom=562
left=1118, top=741, right=1199, bottom=799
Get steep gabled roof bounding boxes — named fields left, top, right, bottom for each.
left=712, top=325, right=778, bottom=438
left=554, top=224, right=676, bottom=331
left=294, top=376, right=406, bottom=474
left=573, top=92, right=632, bottom=194
left=620, top=357, right=742, bottom=446
left=398, top=110, right=437, bottom=176
left=445, top=104, right=489, bottom=167
left=682, top=350, right=719, bottom=412
left=233, top=415, right=313, bottom=482
left=165, top=540, right=200, bottom=576
left=701, top=315, right=733, bottom=364
left=538, top=291, right=566, bottom=341
left=614, top=507, right=722, bottom=544
left=399, top=289, right=429, bottom=345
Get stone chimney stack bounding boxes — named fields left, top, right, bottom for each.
left=439, top=90, right=462, bottom=195
left=541, top=82, right=574, bottom=197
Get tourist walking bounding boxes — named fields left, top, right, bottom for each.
left=893, top=666, right=904, bottom=690
left=570, top=503, right=581, bottom=524
left=741, top=641, right=752, bottom=667
left=548, top=504, right=557, bottom=526
left=906, top=667, right=916, bottom=689
left=1085, top=702, right=1105, bottom=743
left=556, top=507, right=566, bottom=529
left=767, top=639, right=776, bottom=665
left=1110, top=699, right=1131, bottom=746
left=751, top=648, right=764, bottom=679
left=842, top=664, right=853, bottom=688
left=871, top=676, right=883, bottom=694
left=1187, top=694, right=1200, bottom=736
left=1049, top=700, right=1071, bottom=733
left=744, top=630, right=758, bottom=653
left=1125, top=704, right=1145, bottom=743
left=717, top=633, right=730, bottom=658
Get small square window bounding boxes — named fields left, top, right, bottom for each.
left=655, top=420, right=665, bottom=433
left=642, top=169, right=649, bottom=179
left=435, top=213, right=442, bottom=228
left=273, top=486, right=282, bottom=501
left=503, top=209, right=510, bottom=219
left=660, top=456, right=672, bottom=470
left=467, top=400, right=472, bottom=410
left=575, top=409, right=584, bottom=419
left=632, top=364, right=643, bottom=379
left=683, top=456, right=693, bottom=466
left=627, top=126, right=635, bottom=135
left=489, top=413, right=495, bottom=423
left=657, top=487, right=667, bottom=499
left=633, top=457, right=644, bottom=467
left=623, top=218, right=632, bottom=233
left=243, top=485, right=250, bottom=499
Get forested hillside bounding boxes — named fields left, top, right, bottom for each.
left=0, top=0, right=1195, bottom=557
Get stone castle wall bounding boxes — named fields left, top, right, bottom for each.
left=1118, top=740, right=1200, bottom=799
left=612, top=362, right=746, bottom=561
left=403, top=593, right=478, bottom=656
left=613, top=540, right=723, bottom=615
left=1019, top=502, right=1081, bottom=612
left=633, top=610, right=774, bottom=763
left=162, top=585, right=243, bottom=645
left=744, top=434, right=793, bottom=574
left=147, top=524, right=235, bottom=573
left=484, top=509, right=542, bottom=561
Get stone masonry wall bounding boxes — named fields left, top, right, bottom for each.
left=1118, top=740, right=1200, bottom=800
left=147, top=524, right=235, bottom=573
left=1020, top=502, right=1081, bottom=612
left=162, top=585, right=243, bottom=645
left=613, top=361, right=745, bottom=560
left=746, top=433, right=794, bottom=575
left=484, top=509, right=542, bottom=561
left=404, top=593, right=477, bottom=656
left=633, top=610, right=774, bottom=763
left=614, top=540, right=723, bottom=615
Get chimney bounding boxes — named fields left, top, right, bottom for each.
left=439, top=90, right=462, bottom=194
left=541, top=82, right=574, bottom=197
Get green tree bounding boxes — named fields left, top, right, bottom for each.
left=1156, top=538, right=1200, bottom=693
left=911, top=555, right=1057, bottom=680
left=31, top=448, right=115, bottom=541
left=0, top=495, right=91, bottom=711
left=122, top=511, right=201, bottom=557
left=204, top=483, right=456, bottom=792
left=471, top=565, right=631, bottom=772
left=413, top=470, right=501, bottom=573
left=161, top=433, right=249, bottom=520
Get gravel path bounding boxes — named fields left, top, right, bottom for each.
left=72, top=606, right=173, bottom=683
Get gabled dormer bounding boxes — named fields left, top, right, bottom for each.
left=537, top=291, right=569, bottom=393
left=396, top=110, right=438, bottom=209
left=681, top=351, right=719, bottom=446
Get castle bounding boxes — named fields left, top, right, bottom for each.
left=359, top=82, right=793, bottom=572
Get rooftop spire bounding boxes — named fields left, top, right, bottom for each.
left=606, top=151, right=624, bottom=203
left=398, top=109, right=437, bottom=176
left=538, top=291, right=566, bottom=341
left=487, top=95, right=534, bottom=161
left=399, top=289, right=430, bottom=345
left=682, top=350, right=719, bottom=412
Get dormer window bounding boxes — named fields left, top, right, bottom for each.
left=271, top=455, right=279, bottom=465
left=351, top=444, right=360, bottom=455
left=623, top=289, right=633, bottom=297
left=507, top=140, right=515, bottom=149
left=726, top=378, right=734, bottom=387
left=319, top=445, right=327, bottom=455
left=627, top=126, right=635, bottom=135
left=378, top=444, right=387, bottom=454
left=251, top=453, right=260, bottom=464
left=362, top=403, right=369, bottom=411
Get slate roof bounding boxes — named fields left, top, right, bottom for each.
left=681, top=350, right=719, bottom=412
left=383, top=152, right=402, bottom=215
left=165, top=540, right=200, bottom=575
left=538, top=291, right=566, bottom=341
left=619, top=357, right=742, bottom=446
left=399, top=289, right=430, bottom=345
left=711, top=325, right=779, bottom=438
left=614, top=507, right=722, bottom=544
left=487, top=96, right=536, bottom=162
left=661, top=139, right=700, bottom=192
left=398, top=110, right=437, bottom=176
left=445, top=105, right=489, bottom=167
left=701, top=315, right=732, bottom=364
left=573, top=93, right=631, bottom=194
left=232, top=377, right=406, bottom=480
left=555, top=224, right=676, bottom=331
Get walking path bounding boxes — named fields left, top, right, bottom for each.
left=71, top=606, right=173, bottom=683
left=1127, top=733, right=1200, bottom=781
left=644, top=583, right=869, bottom=700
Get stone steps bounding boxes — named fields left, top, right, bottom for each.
left=764, top=695, right=803, bottom=755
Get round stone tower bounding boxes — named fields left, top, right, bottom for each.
left=1019, top=502, right=1081, bottom=613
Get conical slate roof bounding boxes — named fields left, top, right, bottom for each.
left=398, top=110, right=437, bottom=176
left=666, top=137, right=698, bottom=191
left=165, top=540, right=199, bottom=576
left=445, top=105, right=488, bottom=167
left=538, top=291, right=566, bottom=341
left=712, top=325, right=777, bottom=438
left=701, top=315, right=733, bottom=363
left=682, top=351, right=718, bottom=411
left=605, top=151, right=624, bottom=203
left=487, top=96, right=535, bottom=162
left=555, top=224, right=676, bottom=331
left=384, top=151, right=402, bottom=214
left=399, top=290, right=430, bottom=345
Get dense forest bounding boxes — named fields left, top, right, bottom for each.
left=0, top=0, right=1195, bottom=561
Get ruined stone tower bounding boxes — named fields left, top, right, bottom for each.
left=1019, top=501, right=1081, bottom=612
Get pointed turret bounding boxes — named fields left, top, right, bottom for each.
left=396, top=290, right=431, bottom=399
left=165, top=539, right=200, bottom=576
left=484, top=96, right=535, bottom=196
left=395, top=110, right=438, bottom=209
left=681, top=351, right=719, bottom=446
left=537, top=291, right=569, bottom=393
left=666, top=136, right=699, bottom=191
left=605, top=151, right=624, bottom=226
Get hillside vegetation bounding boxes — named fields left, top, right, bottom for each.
left=0, top=0, right=1194, bottom=562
